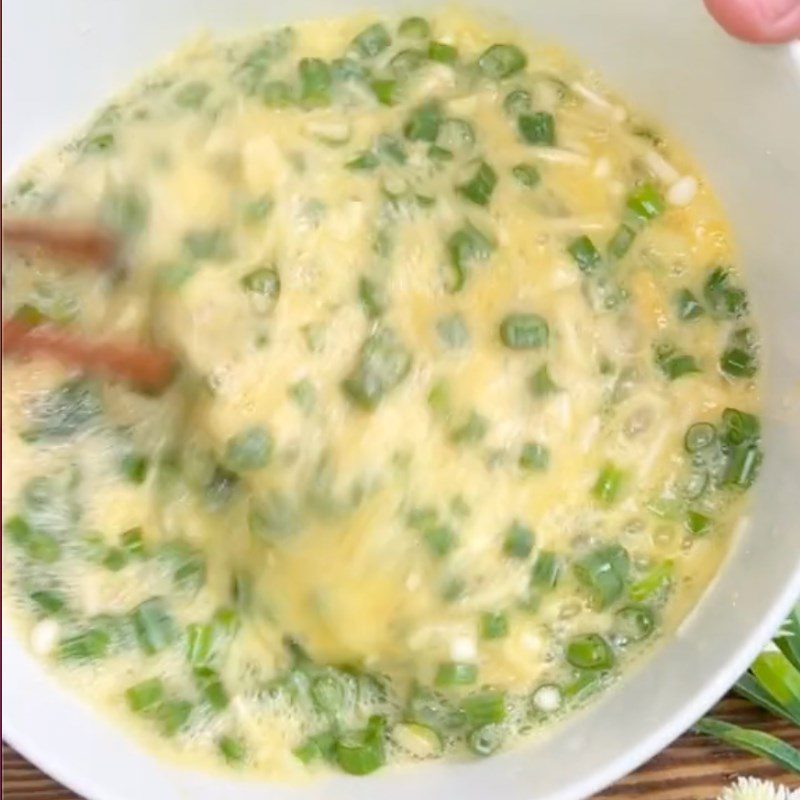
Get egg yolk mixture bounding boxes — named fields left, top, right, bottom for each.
left=2, top=9, right=762, bottom=779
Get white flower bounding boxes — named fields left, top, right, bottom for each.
left=719, top=776, right=800, bottom=800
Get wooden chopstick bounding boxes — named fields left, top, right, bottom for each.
left=2, top=318, right=176, bottom=393
left=3, top=217, right=118, bottom=268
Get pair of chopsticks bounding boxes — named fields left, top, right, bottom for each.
left=2, top=217, right=176, bottom=392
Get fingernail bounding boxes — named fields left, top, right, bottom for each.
left=757, top=0, right=800, bottom=22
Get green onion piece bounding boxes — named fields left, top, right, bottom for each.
left=160, top=541, right=206, bottom=590
left=6, top=515, right=61, bottom=563
left=342, top=328, right=412, bottom=410
left=311, top=671, right=347, bottom=715
left=248, top=490, right=299, bottom=539
left=461, top=691, right=507, bottom=726
left=370, top=78, right=398, bottom=106
left=519, top=442, right=549, bottom=471
left=351, top=23, right=391, bottom=58
left=450, top=411, right=488, bottom=445
left=446, top=223, right=495, bottom=292
left=457, top=161, right=497, bottom=206
left=335, top=716, right=386, bottom=775
left=503, top=88, right=532, bottom=115
left=157, top=699, right=193, bottom=736
left=390, top=48, right=427, bottom=77
left=654, top=343, right=701, bottom=380
left=29, top=590, right=67, bottom=617
left=626, top=183, right=665, bottom=221
left=518, top=112, right=556, bottom=146
left=58, top=627, right=111, bottom=662
left=102, top=547, right=128, bottom=572
left=674, top=288, right=705, bottom=321
left=424, top=524, right=457, bottom=558
left=428, top=144, right=454, bottom=163
left=261, top=80, right=294, bottom=107
left=512, top=163, right=540, bottom=188
left=607, top=223, right=637, bottom=260
left=435, top=661, right=479, bottom=688
left=592, top=463, right=626, bottom=504
left=399, top=16, right=430, bottom=39
left=467, top=724, right=505, bottom=756
left=703, top=266, right=748, bottom=319
left=218, top=735, right=246, bottom=765
left=436, top=313, right=470, bottom=348
left=240, top=266, right=281, bottom=307
left=84, top=132, right=115, bottom=154
left=499, top=313, right=549, bottom=349
left=574, top=544, right=630, bottom=609
left=126, top=678, right=165, bottom=713
left=132, top=598, right=176, bottom=655
left=565, top=633, right=615, bottom=670
left=438, top=119, right=475, bottom=153
left=22, top=377, right=101, bottom=443
left=531, top=550, right=561, bottom=589
left=721, top=330, right=758, bottom=378
left=614, top=604, right=655, bottom=642
left=186, top=623, right=215, bottom=666
left=404, top=102, right=443, bottom=142
left=428, top=41, right=458, bottom=64
left=358, top=276, right=386, bottom=319
left=294, top=730, right=338, bottom=764
left=183, top=229, right=232, bottom=261
left=120, top=453, right=149, bottom=484
left=694, top=717, right=800, bottom=773
left=720, top=408, right=760, bottom=445
left=194, top=666, right=229, bottom=711
left=723, top=443, right=762, bottom=489
left=628, top=560, right=673, bottom=602
left=685, top=510, right=712, bottom=536
left=175, top=81, right=210, bottom=109
left=503, top=521, right=534, bottom=559
left=477, top=44, right=527, bottom=79
left=288, top=379, right=316, bottom=414
left=225, top=425, right=273, bottom=471
left=684, top=422, right=716, bottom=453
left=529, top=364, right=559, bottom=397
left=346, top=151, right=380, bottom=171
left=480, top=611, right=509, bottom=640
left=376, top=134, right=407, bottom=164
left=568, top=235, right=602, bottom=272
left=299, top=58, right=332, bottom=107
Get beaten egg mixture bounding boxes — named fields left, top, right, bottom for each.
left=2, top=8, right=762, bottom=778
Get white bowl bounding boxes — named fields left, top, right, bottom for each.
left=3, top=1, right=800, bottom=798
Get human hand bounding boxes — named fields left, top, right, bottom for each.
left=704, top=0, right=800, bottom=42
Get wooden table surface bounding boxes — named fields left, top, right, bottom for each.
left=3, top=696, right=798, bottom=799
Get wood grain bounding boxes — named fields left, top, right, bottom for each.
left=3, top=696, right=798, bottom=799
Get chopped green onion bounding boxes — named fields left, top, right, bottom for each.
left=347, top=151, right=380, bottom=171
left=529, top=364, right=559, bottom=396
left=224, top=425, right=273, bottom=471
left=518, top=112, right=556, bottom=146
left=568, top=235, right=602, bottom=272
left=480, top=611, right=509, bottom=640
left=703, top=266, right=748, bottom=319
left=720, top=408, right=760, bottom=445
left=156, top=699, right=193, bottom=736
left=390, top=48, right=427, bottom=77
left=685, top=510, right=712, bottom=536
left=351, top=23, right=391, bottom=58
left=477, top=44, right=527, bottom=79
left=5, top=515, right=60, bottom=563
left=654, top=344, right=701, bottom=380
left=721, top=328, right=758, bottom=378
left=674, top=289, right=705, bottom=321
left=126, top=678, right=165, bottom=713
left=132, top=598, right=176, bottom=655
left=457, top=161, right=497, bottom=206
left=519, top=442, right=549, bottom=471
left=240, top=266, right=281, bottom=308
left=467, top=724, right=505, bottom=756
left=358, top=275, right=386, bottom=319
left=218, top=735, right=246, bottom=765
left=186, top=623, right=215, bottom=666
left=194, top=666, right=229, bottom=711
left=183, top=229, right=232, bottom=261
left=607, top=223, right=637, bottom=260
left=404, top=102, right=442, bottom=142
left=531, top=550, right=561, bottom=589
left=723, top=443, right=762, bottom=489
left=294, top=730, right=338, bottom=764
left=511, top=163, right=540, bottom=188
left=436, top=313, right=470, bottom=348
left=120, top=453, right=149, bottom=484
left=461, top=691, right=507, bottom=726
left=437, top=118, right=475, bottom=151
left=592, top=463, right=626, bottom=504
left=342, top=328, right=412, bottom=410
left=249, top=490, right=299, bottom=539
left=102, top=547, right=128, bottom=572
left=446, top=223, right=495, bottom=292
left=288, top=379, right=316, bottom=414
left=565, top=633, right=615, bottom=670
left=450, top=411, right=488, bottom=445
left=261, top=80, right=294, bottom=107
left=299, top=58, right=332, bottom=107
left=398, top=16, right=430, bottom=39
left=428, top=41, right=458, bottom=64
left=335, top=716, right=386, bottom=775
left=175, top=81, right=210, bottom=109
left=614, top=605, right=655, bottom=642
left=503, top=521, right=534, bottom=559
left=503, top=89, right=532, bottom=115
left=435, top=661, right=478, bottom=688
left=370, top=78, right=398, bottom=105
left=626, top=183, right=665, bottom=221
left=684, top=422, right=716, bottom=453
left=499, top=313, right=549, bottom=349
left=425, top=525, right=458, bottom=557
left=574, top=544, right=630, bottom=609
left=628, top=560, right=673, bottom=602
left=58, top=627, right=111, bottom=662
left=311, top=671, right=348, bottom=715
left=29, top=590, right=67, bottom=617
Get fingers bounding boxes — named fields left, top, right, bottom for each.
left=704, top=0, right=800, bottom=43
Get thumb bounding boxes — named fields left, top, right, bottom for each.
left=704, top=0, right=800, bottom=42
